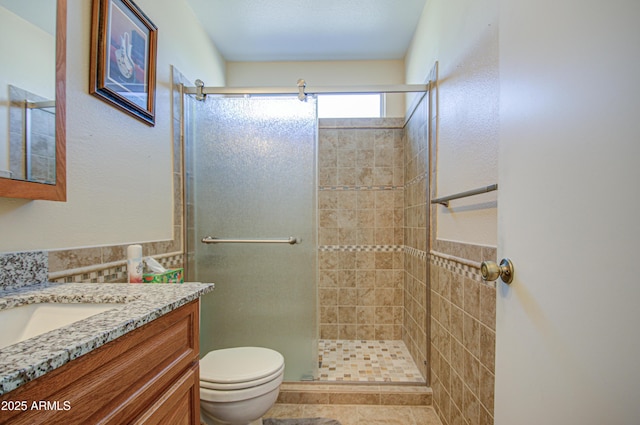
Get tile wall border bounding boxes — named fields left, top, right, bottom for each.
left=49, top=251, right=184, bottom=283
left=319, top=185, right=403, bottom=191
left=430, top=250, right=489, bottom=285
left=319, top=245, right=404, bottom=253
left=405, top=246, right=428, bottom=262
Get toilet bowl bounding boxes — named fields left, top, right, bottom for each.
left=199, top=347, right=285, bottom=425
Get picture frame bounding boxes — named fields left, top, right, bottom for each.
left=90, top=0, right=157, bottom=126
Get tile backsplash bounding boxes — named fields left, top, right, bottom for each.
left=0, top=249, right=184, bottom=289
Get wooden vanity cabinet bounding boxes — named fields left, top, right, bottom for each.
left=0, top=300, right=201, bottom=425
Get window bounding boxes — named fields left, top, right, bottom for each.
left=317, top=94, right=383, bottom=118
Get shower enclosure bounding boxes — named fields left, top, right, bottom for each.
left=185, top=95, right=318, bottom=381
left=181, top=78, right=433, bottom=386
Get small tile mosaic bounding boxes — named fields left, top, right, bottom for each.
left=430, top=251, right=494, bottom=285
left=404, top=246, right=427, bottom=261
left=318, top=340, right=425, bottom=383
left=318, top=245, right=404, bottom=253
left=50, top=265, right=127, bottom=284
left=49, top=253, right=184, bottom=284
left=318, top=185, right=404, bottom=191
left=404, top=173, right=426, bottom=188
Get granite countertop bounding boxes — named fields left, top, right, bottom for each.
left=0, top=282, right=214, bottom=396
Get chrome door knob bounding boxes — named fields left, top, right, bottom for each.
left=481, top=258, right=514, bottom=284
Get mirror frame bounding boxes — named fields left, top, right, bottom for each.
left=0, top=0, right=66, bottom=201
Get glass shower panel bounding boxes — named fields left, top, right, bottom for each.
left=189, top=96, right=318, bottom=381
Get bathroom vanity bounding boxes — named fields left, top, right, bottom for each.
left=0, top=282, right=214, bottom=424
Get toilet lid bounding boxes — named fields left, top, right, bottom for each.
left=200, top=347, right=285, bottom=384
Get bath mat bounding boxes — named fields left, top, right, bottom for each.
left=263, top=419, right=341, bottom=425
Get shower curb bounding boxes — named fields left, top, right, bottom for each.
left=277, top=382, right=432, bottom=406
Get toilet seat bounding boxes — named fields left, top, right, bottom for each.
left=200, top=347, right=285, bottom=391
left=199, top=371, right=283, bottom=403
left=200, top=363, right=284, bottom=391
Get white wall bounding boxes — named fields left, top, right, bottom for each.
left=227, top=60, right=406, bottom=117
left=0, top=0, right=225, bottom=253
left=405, top=0, right=498, bottom=247
left=0, top=6, right=55, bottom=174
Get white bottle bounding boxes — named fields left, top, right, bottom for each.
left=127, top=244, right=143, bottom=283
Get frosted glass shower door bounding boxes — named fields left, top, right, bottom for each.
left=190, top=96, right=318, bottom=381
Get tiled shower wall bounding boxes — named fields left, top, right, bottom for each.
left=402, top=93, right=430, bottom=382
left=318, top=118, right=405, bottom=341
left=429, top=243, right=496, bottom=425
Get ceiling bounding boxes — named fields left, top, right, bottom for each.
left=184, top=0, right=428, bottom=62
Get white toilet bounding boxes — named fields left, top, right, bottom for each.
left=199, top=347, right=285, bottom=425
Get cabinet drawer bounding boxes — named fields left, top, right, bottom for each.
left=0, top=300, right=200, bottom=425
left=132, top=363, right=200, bottom=425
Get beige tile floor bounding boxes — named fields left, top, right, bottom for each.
left=265, top=403, right=443, bottom=425
left=318, top=340, right=425, bottom=383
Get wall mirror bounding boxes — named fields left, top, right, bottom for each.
left=0, top=0, right=66, bottom=201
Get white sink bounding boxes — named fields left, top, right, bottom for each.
left=0, top=303, right=121, bottom=349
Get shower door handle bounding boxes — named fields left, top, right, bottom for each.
left=201, top=236, right=299, bottom=245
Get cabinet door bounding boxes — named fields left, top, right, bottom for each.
left=132, top=364, right=200, bottom=425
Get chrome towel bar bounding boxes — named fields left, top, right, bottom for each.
left=201, top=236, right=299, bottom=245
left=431, top=184, right=498, bottom=207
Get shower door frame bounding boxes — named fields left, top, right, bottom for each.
left=182, top=93, right=320, bottom=382
left=178, top=78, right=434, bottom=385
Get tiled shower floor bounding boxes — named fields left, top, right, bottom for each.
left=318, top=340, right=425, bottom=383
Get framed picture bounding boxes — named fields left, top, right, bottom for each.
left=90, top=0, right=157, bottom=126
